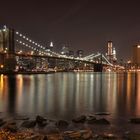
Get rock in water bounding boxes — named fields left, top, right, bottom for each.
left=94, top=133, right=117, bottom=139
left=0, top=119, right=6, bottom=127
left=79, top=130, right=93, bottom=139
left=95, top=112, right=110, bottom=115
left=25, top=135, right=45, bottom=140
left=36, top=115, right=47, bottom=123
left=72, top=115, right=86, bottom=123
left=14, top=116, right=29, bottom=121
left=88, top=118, right=110, bottom=125
left=4, top=124, right=18, bottom=133
left=124, top=132, right=140, bottom=140
left=56, top=120, right=69, bottom=128
left=130, top=118, right=140, bottom=124
left=21, top=120, right=36, bottom=128
left=47, top=134, right=63, bottom=140
left=87, top=115, right=96, bottom=123
left=64, top=129, right=93, bottom=139
left=36, top=115, right=47, bottom=127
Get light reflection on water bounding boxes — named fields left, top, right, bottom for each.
left=0, top=72, right=140, bottom=121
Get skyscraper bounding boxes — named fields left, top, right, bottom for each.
left=107, top=41, right=113, bottom=56
left=61, top=45, right=69, bottom=56
left=112, top=48, right=117, bottom=61
left=106, top=41, right=117, bottom=63
left=133, top=45, right=140, bottom=67
left=76, top=50, right=84, bottom=58
left=49, top=41, right=53, bottom=51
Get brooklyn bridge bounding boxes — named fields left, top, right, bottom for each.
left=0, top=26, right=123, bottom=73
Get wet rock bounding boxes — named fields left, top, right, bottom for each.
left=21, top=120, right=36, bottom=128
left=72, top=115, right=86, bottom=123
left=95, top=112, right=110, bottom=115
left=26, top=134, right=45, bottom=140
left=36, top=115, right=47, bottom=128
left=93, top=133, right=117, bottom=140
left=43, top=136, right=48, bottom=140
left=38, top=122, right=48, bottom=128
left=64, top=129, right=93, bottom=139
left=47, top=134, right=63, bottom=140
left=124, top=132, right=140, bottom=140
left=14, top=116, right=29, bottom=121
left=45, top=124, right=60, bottom=134
left=79, top=129, right=93, bottom=139
left=0, top=119, right=6, bottom=127
left=8, top=121, right=16, bottom=125
left=64, top=130, right=81, bottom=139
left=36, top=115, right=47, bottom=124
left=56, top=120, right=69, bottom=128
left=48, top=119, right=57, bottom=123
left=88, top=118, right=110, bottom=125
left=87, top=115, right=96, bottom=123
left=130, top=118, right=140, bottom=124
left=4, top=124, right=18, bottom=133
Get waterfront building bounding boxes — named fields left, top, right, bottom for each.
left=112, top=48, right=117, bottom=61
left=76, top=50, right=84, bottom=58
left=133, top=45, right=140, bottom=68
left=49, top=41, right=53, bottom=51
left=68, top=50, right=74, bottom=57
left=106, top=41, right=117, bottom=63
left=61, top=46, right=69, bottom=56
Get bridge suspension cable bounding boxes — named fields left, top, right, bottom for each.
left=15, top=31, right=62, bottom=57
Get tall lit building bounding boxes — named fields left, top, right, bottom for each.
left=133, top=45, right=140, bottom=66
left=107, top=41, right=113, bottom=56
left=76, top=50, right=84, bottom=58
left=106, top=41, right=117, bottom=62
left=68, top=50, right=74, bottom=57
left=61, top=45, right=69, bottom=56
left=112, top=48, right=117, bottom=61
left=49, top=41, right=53, bottom=51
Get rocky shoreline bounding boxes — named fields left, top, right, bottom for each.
left=0, top=114, right=140, bottom=140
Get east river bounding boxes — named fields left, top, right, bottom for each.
left=0, top=72, right=140, bottom=134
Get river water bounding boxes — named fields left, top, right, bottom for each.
left=0, top=72, right=140, bottom=133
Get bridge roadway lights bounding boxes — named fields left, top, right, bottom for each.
left=94, top=63, right=103, bottom=72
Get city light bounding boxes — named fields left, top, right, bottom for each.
left=31, top=51, right=34, bottom=55
left=0, top=65, right=4, bottom=68
left=0, top=28, right=127, bottom=72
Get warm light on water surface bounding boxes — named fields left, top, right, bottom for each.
left=0, top=72, right=140, bottom=120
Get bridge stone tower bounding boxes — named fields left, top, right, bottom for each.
left=94, top=54, right=103, bottom=72
left=8, top=28, right=15, bottom=54
left=3, top=27, right=16, bottom=71
left=94, top=64, right=103, bottom=72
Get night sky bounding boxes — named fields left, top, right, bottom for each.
left=1, top=0, right=140, bottom=60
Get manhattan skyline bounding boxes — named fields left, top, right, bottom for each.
left=1, top=0, right=140, bottom=60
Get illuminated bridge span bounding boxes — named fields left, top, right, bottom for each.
left=0, top=26, right=119, bottom=72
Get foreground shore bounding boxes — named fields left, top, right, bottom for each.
left=0, top=114, right=140, bottom=140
